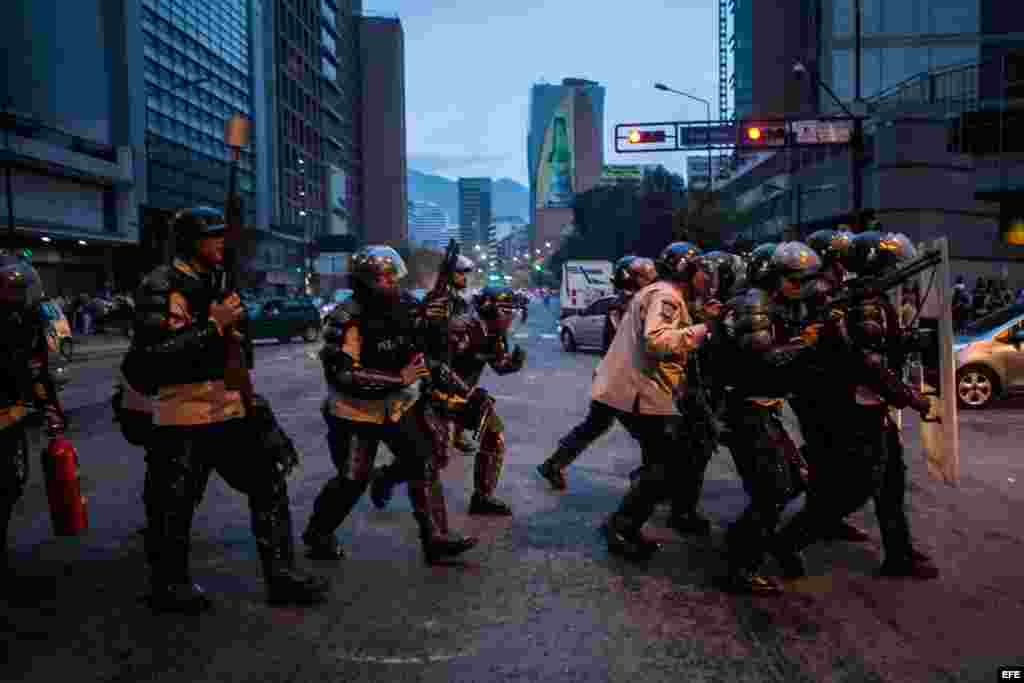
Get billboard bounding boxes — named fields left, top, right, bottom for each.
left=535, top=92, right=576, bottom=209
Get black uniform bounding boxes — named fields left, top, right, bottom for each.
left=773, top=291, right=934, bottom=576
left=130, top=256, right=326, bottom=612
left=718, top=286, right=812, bottom=592
left=303, top=291, right=477, bottom=564
left=1, top=256, right=58, bottom=587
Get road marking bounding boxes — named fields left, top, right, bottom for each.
left=334, top=651, right=472, bottom=665
left=512, top=333, right=529, bottom=339
left=540, top=334, right=557, bottom=339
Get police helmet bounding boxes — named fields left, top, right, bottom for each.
left=746, top=243, right=778, bottom=287
left=805, top=229, right=854, bottom=268
left=656, top=242, right=703, bottom=282
left=171, top=206, right=227, bottom=253
left=0, top=250, right=44, bottom=310
left=770, top=242, right=823, bottom=281
left=612, top=256, right=638, bottom=291
left=349, top=245, right=408, bottom=290
left=453, top=254, right=475, bottom=274
left=846, top=231, right=916, bottom=277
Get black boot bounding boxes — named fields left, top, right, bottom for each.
left=604, top=513, right=661, bottom=561
left=536, top=460, right=567, bottom=491
left=146, top=503, right=213, bottom=614
left=822, top=519, right=870, bottom=543
left=370, top=465, right=398, bottom=510
left=256, top=503, right=330, bottom=606
left=468, top=492, right=513, bottom=516
left=409, top=482, right=477, bottom=565
left=302, top=477, right=364, bottom=561
left=666, top=511, right=712, bottom=538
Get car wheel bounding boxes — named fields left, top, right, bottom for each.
left=60, top=338, right=73, bottom=361
left=303, top=325, right=320, bottom=343
left=956, top=365, right=999, bottom=409
left=561, top=329, right=576, bottom=352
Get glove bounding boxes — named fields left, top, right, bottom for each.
left=464, top=387, right=495, bottom=429
left=798, top=323, right=824, bottom=347
left=424, top=298, right=448, bottom=321
left=909, top=390, right=931, bottom=418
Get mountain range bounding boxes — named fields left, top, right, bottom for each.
left=407, top=169, right=529, bottom=224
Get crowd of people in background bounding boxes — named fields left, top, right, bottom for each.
left=952, top=276, right=1024, bottom=332
left=49, top=290, right=136, bottom=336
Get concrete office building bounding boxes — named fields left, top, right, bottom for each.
left=1, top=0, right=143, bottom=294
left=458, top=178, right=492, bottom=248
left=359, top=14, right=408, bottom=245
left=719, top=0, right=1024, bottom=284
left=527, top=78, right=605, bottom=254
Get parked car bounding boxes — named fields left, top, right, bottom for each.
left=246, top=298, right=321, bottom=343
left=951, top=303, right=1024, bottom=409
left=40, top=299, right=74, bottom=360
left=559, top=296, right=616, bottom=353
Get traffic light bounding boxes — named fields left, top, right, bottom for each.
left=739, top=123, right=788, bottom=148
left=628, top=129, right=666, bottom=144
left=1000, top=198, right=1024, bottom=246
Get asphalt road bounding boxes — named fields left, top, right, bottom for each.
left=4, top=301, right=1024, bottom=682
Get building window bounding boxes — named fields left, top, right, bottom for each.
left=321, top=57, right=337, bottom=82
left=861, top=47, right=882, bottom=97
left=883, top=0, right=916, bottom=34
left=321, top=27, right=336, bottom=56
left=831, top=48, right=854, bottom=103
left=832, top=0, right=852, bottom=38
left=321, top=0, right=336, bottom=26
left=925, top=0, right=978, bottom=35
left=929, top=44, right=978, bottom=72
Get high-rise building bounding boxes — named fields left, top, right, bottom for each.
left=359, top=13, right=408, bottom=245
left=407, top=200, right=449, bottom=249
left=730, top=0, right=819, bottom=120
left=819, top=0, right=985, bottom=106
left=527, top=78, right=605, bottom=254
left=458, top=178, right=492, bottom=248
left=1, top=0, right=143, bottom=294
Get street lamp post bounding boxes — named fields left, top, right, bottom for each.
left=792, top=60, right=865, bottom=231
left=655, top=83, right=713, bottom=192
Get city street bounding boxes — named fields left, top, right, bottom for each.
left=4, top=301, right=1024, bottom=683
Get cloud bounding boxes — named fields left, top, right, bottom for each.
left=409, top=152, right=519, bottom=177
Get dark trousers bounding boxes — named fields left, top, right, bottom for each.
left=609, top=408, right=688, bottom=532
left=723, top=401, right=800, bottom=573
left=143, top=418, right=295, bottom=588
left=775, top=405, right=913, bottom=561
left=547, top=400, right=618, bottom=469
left=0, top=423, right=29, bottom=569
left=306, top=402, right=439, bottom=539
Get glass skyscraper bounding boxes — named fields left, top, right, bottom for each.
left=824, top=0, right=981, bottom=104
left=141, top=0, right=257, bottom=218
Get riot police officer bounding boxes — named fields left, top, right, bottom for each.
left=794, top=228, right=870, bottom=543
left=538, top=256, right=657, bottom=491
left=772, top=231, right=937, bottom=580
left=596, top=242, right=721, bottom=560
left=302, top=245, right=479, bottom=564
left=0, top=251, right=65, bottom=596
left=717, top=242, right=822, bottom=594
left=130, top=207, right=328, bottom=613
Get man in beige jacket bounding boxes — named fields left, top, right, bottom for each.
left=594, top=242, right=722, bottom=561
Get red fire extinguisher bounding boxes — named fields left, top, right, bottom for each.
left=41, top=433, right=88, bottom=536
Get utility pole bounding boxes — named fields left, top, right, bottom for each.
left=851, top=0, right=864, bottom=231
left=4, top=99, right=15, bottom=240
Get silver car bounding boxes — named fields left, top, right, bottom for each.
left=559, top=296, right=616, bottom=352
left=954, top=303, right=1024, bottom=409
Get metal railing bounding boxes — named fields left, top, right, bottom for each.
left=867, top=59, right=983, bottom=117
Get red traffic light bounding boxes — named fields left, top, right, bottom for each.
left=739, top=123, right=787, bottom=147
left=628, top=129, right=666, bottom=144
left=747, top=127, right=762, bottom=141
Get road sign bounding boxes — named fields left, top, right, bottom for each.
left=791, top=118, right=854, bottom=144
left=677, top=123, right=737, bottom=148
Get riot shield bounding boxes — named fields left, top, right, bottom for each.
left=916, top=237, right=959, bottom=485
